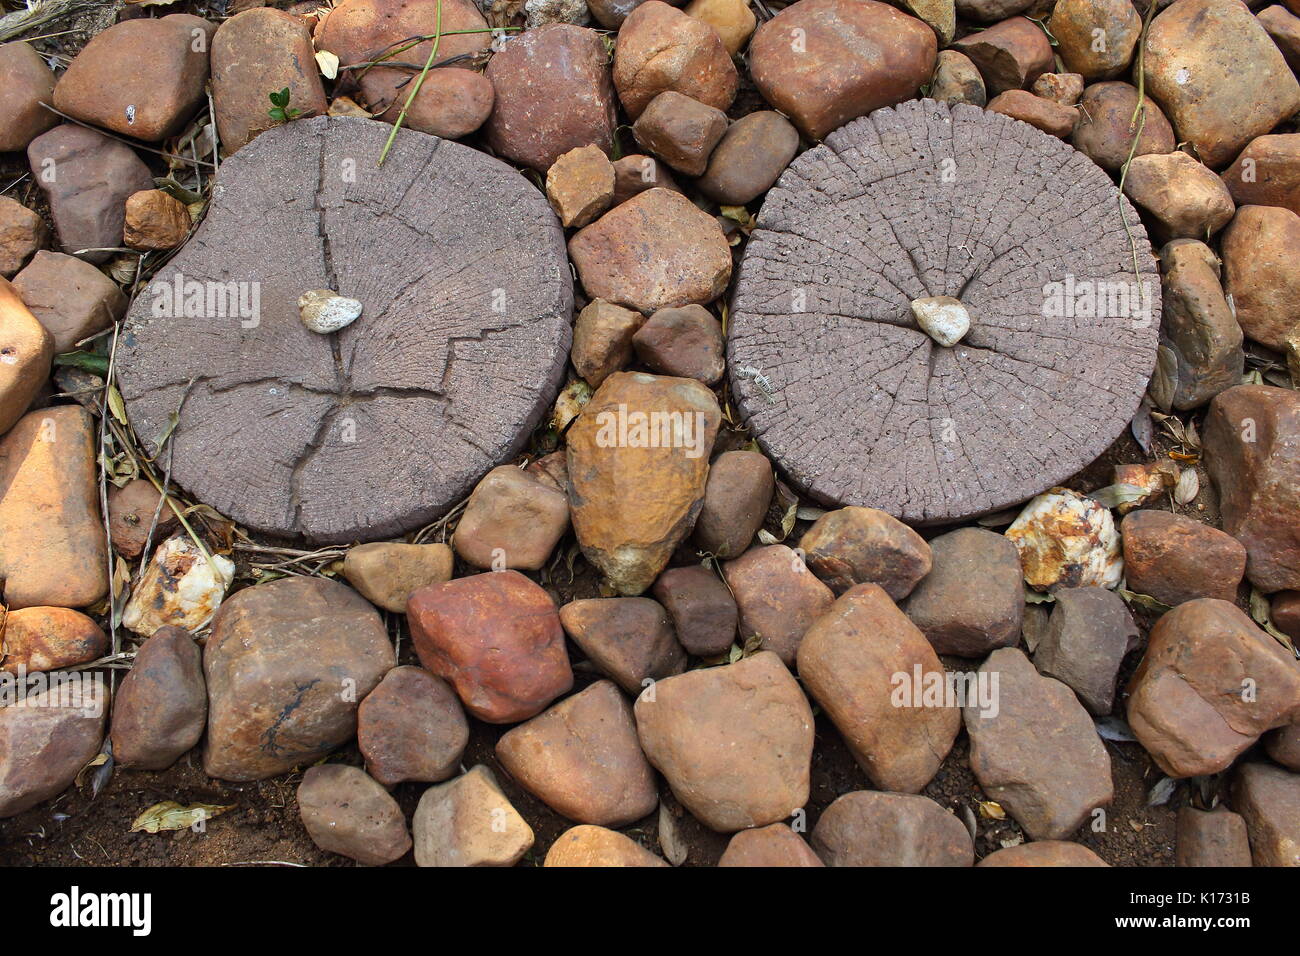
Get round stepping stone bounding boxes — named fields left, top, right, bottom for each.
left=727, top=99, right=1160, bottom=524
left=116, top=116, right=572, bottom=542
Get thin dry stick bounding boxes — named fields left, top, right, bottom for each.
left=377, top=0, right=443, bottom=167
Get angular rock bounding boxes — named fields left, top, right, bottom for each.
left=798, top=584, right=960, bottom=792
left=612, top=154, right=679, bottom=205
left=0, top=406, right=107, bottom=609
left=453, top=465, right=570, bottom=571
left=342, top=542, right=453, bottom=614
left=800, top=506, right=930, bottom=599
left=634, top=651, right=813, bottom=831
left=1260, top=4, right=1300, bottom=75
left=1071, top=81, right=1176, bottom=174
left=1175, top=806, right=1253, bottom=867
left=109, top=626, right=206, bottom=771
left=1032, top=72, right=1084, bottom=106
left=632, top=92, right=728, bottom=178
left=1265, top=722, right=1300, bottom=770
left=1123, top=151, right=1236, bottom=241
left=121, top=535, right=235, bottom=637
left=951, top=16, right=1054, bottom=97
left=298, top=763, right=411, bottom=865
left=1220, top=204, right=1300, bottom=351
left=0, top=674, right=106, bottom=817
left=484, top=24, right=617, bottom=172
left=0, top=42, right=59, bottom=152
left=124, top=189, right=191, bottom=252
left=566, top=371, right=721, bottom=594
left=569, top=188, right=733, bottom=314
left=613, top=1, right=738, bottom=119
left=357, top=666, right=468, bottom=786
left=977, top=841, right=1108, bottom=866
left=1007, top=488, right=1123, bottom=592
left=723, top=544, right=834, bottom=665
left=693, top=450, right=773, bottom=559
left=966, top=648, right=1113, bottom=840
left=413, top=764, right=534, bottom=867
left=496, top=680, right=658, bottom=826
left=631, top=304, right=725, bottom=385
left=1049, top=0, right=1141, bottom=81
left=749, top=0, right=936, bottom=140
left=986, top=90, right=1076, bottom=138
left=545, top=144, right=615, bottom=229
left=526, top=450, right=568, bottom=493
left=203, top=576, right=395, bottom=781
left=571, top=299, right=645, bottom=388
left=902, top=527, right=1022, bottom=657
left=696, top=111, right=800, bottom=206
left=1121, top=509, right=1246, bottom=606
left=684, top=0, right=757, bottom=55
left=0, top=277, right=53, bottom=435
left=544, top=824, right=668, bottom=866
left=650, top=563, right=737, bottom=656
left=13, top=251, right=126, bottom=355
left=1232, top=761, right=1300, bottom=866
left=27, top=124, right=154, bottom=264
left=1220, top=134, right=1300, bottom=217
left=407, top=570, right=572, bottom=723
left=315, top=0, right=490, bottom=71
left=53, top=15, right=213, bottom=142
left=811, top=790, right=974, bottom=867
left=0, top=198, right=45, bottom=279
left=718, top=823, right=825, bottom=866
left=1033, top=586, right=1138, bottom=715
left=930, top=49, right=986, bottom=107
left=558, top=597, right=686, bottom=694
left=0, top=606, right=106, bottom=674
left=1143, top=0, right=1300, bottom=168
left=1203, top=385, right=1300, bottom=592
left=361, top=67, right=493, bottom=140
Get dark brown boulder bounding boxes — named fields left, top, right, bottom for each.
left=811, top=790, right=973, bottom=866
left=692, top=450, right=773, bottom=559
left=110, top=626, right=206, bottom=770
left=558, top=597, right=685, bottom=695
left=650, top=564, right=737, bottom=656
left=357, top=666, right=468, bottom=786
left=1120, top=509, right=1246, bottom=606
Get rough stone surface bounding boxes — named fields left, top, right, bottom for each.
left=696, top=111, right=801, bottom=206
left=1232, top=761, right=1300, bottom=866
left=1260, top=4, right=1300, bottom=75
left=342, top=542, right=453, bottom=613
left=1032, top=72, right=1084, bottom=106
left=407, top=570, right=573, bottom=723
left=1049, top=0, right=1141, bottom=81
left=571, top=299, right=645, bottom=387
left=545, top=144, right=615, bottom=229
left=612, top=154, right=679, bottom=205
left=0, top=198, right=45, bottom=279
left=930, top=50, right=986, bottom=107
left=0, top=675, right=106, bottom=818
left=453, top=465, right=570, bottom=571
left=110, top=626, right=206, bottom=771
left=1033, top=586, right=1139, bottom=715
left=1175, top=806, right=1253, bottom=867
left=718, top=823, right=825, bottom=866
left=412, top=764, right=534, bottom=867
left=115, top=117, right=572, bottom=543
left=811, top=790, right=974, bottom=866
left=1121, top=509, right=1246, bottom=606
left=1220, top=134, right=1300, bottom=216
left=951, top=17, right=1053, bottom=96
left=315, top=0, right=490, bottom=71
left=632, top=304, right=726, bottom=385
left=0, top=42, right=59, bottom=152
left=800, top=506, right=930, bottom=598
left=1220, top=204, right=1300, bottom=351
left=977, top=841, right=1108, bottom=866
left=124, top=190, right=191, bottom=252
left=544, top=824, right=668, bottom=865
left=723, top=544, right=834, bottom=665
left=0, top=606, right=106, bottom=674
left=13, top=251, right=127, bottom=355
left=903, top=527, right=1022, bottom=657
left=1071, top=81, right=1176, bottom=174
left=685, top=0, right=757, bottom=55
left=297, top=764, right=411, bottom=865
left=632, top=91, right=728, bottom=178
left=728, top=100, right=1159, bottom=524
left=202, top=576, right=395, bottom=781
left=986, top=90, right=1077, bottom=138
left=634, top=651, right=813, bottom=832
left=650, top=564, right=737, bottom=656
left=693, top=450, right=773, bottom=559
left=361, top=67, right=494, bottom=140
left=1123, top=151, right=1236, bottom=241
left=559, top=597, right=686, bottom=694
left=966, top=648, right=1113, bottom=840
left=798, top=584, right=960, bottom=792
left=0, top=277, right=53, bottom=436
left=613, top=1, right=738, bottom=120
left=357, top=666, right=468, bottom=786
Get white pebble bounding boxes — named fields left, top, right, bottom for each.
left=298, top=289, right=363, bottom=334
left=910, top=295, right=970, bottom=347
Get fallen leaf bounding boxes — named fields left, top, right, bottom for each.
left=1146, top=776, right=1178, bottom=807
left=657, top=803, right=688, bottom=866
left=131, top=801, right=233, bottom=834
left=977, top=800, right=1006, bottom=820
left=1173, top=468, right=1199, bottom=505
left=315, top=49, right=340, bottom=80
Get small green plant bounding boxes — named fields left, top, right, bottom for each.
left=267, top=88, right=302, bottom=125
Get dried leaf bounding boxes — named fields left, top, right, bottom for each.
left=1130, top=399, right=1155, bottom=455
left=756, top=529, right=778, bottom=545
left=1249, top=588, right=1298, bottom=655
left=657, top=802, right=688, bottom=866
left=315, top=49, right=340, bottom=80
left=795, top=506, right=826, bottom=522
left=1117, top=588, right=1172, bottom=614
left=1146, top=776, right=1178, bottom=807
left=1173, top=468, right=1199, bottom=505
left=1088, top=482, right=1150, bottom=511
left=106, top=384, right=128, bottom=425
left=977, top=800, right=1006, bottom=820
left=130, top=801, right=233, bottom=833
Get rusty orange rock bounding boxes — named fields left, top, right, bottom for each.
left=124, top=190, right=192, bottom=251
left=544, top=825, right=668, bottom=866
left=0, top=606, right=106, bottom=674
left=613, top=1, right=738, bottom=119
left=0, top=276, right=53, bottom=436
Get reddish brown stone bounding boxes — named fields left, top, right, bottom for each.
left=1265, top=722, right=1300, bottom=770
left=1175, top=806, right=1253, bottom=867
left=407, top=570, right=572, bottom=724
left=696, top=111, right=800, bottom=206
left=453, top=465, right=570, bottom=571
left=357, top=666, right=468, bottom=786
left=1123, top=151, right=1236, bottom=241
left=977, top=841, right=1109, bottom=866
left=1220, top=204, right=1300, bottom=351
left=298, top=764, right=411, bottom=865
left=315, top=0, right=490, bottom=72
left=13, top=251, right=127, bottom=355
left=693, top=450, right=773, bottom=560
left=632, top=91, right=728, bottom=177
left=632, top=304, right=725, bottom=385
left=0, top=606, right=106, bottom=674
left=558, top=597, right=686, bottom=695
left=718, top=823, right=824, bottom=867
left=812, top=790, right=974, bottom=866
left=0, top=198, right=45, bottom=279
left=650, top=563, right=737, bottom=656
left=1232, top=761, right=1300, bottom=866
left=362, top=66, right=493, bottom=140
left=1260, top=5, right=1300, bottom=76
left=799, top=506, right=930, bottom=599
left=723, top=544, right=834, bottom=665
left=951, top=16, right=1054, bottom=96
left=1049, top=0, right=1141, bottom=81
left=110, top=625, right=206, bottom=771
left=613, top=1, right=738, bottom=120
left=0, top=675, right=106, bottom=818
left=1276, top=591, right=1300, bottom=639
left=0, top=42, right=59, bottom=152
left=612, top=154, right=679, bottom=205
left=986, top=90, right=1076, bottom=138
left=571, top=299, right=645, bottom=388
left=1032, top=72, right=1084, bottom=106
left=1121, top=509, right=1246, bottom=606
left=1220, top=134, right=1300, bottom=217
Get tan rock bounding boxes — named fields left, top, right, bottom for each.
left=0, top=606, right=106, bottom=674
left=13, top=251, right=127, bottom=355
left=571, top=299, right=645, bottom=387
left=718, top=823, right=825, bottom=866
left=1220, top=134, right=1300, bottom=217
left=685, top=0, right=757, bottom=55
left=1123, top=151, right=1236, bottom=240
left=413, top=765, right=534, bottom=867
left=1032, top=72, right=1084, bottom=105
left=1220, top=204, right=1300, bottom=351
left=930, top=49, right=986, bottom=107
left=545, top=144, right=615, bottom=229
left=342, top=541, right=453, bottom=613
left=1259, top=4, right=1300, bottom=75
left=0, top=42, right=59, bottom=152
left=124, top=190, right=191, bottom=251
left=544, top=824, right=668, bottom=866
left=1049, top=0, right=1141, bottom=81
left=0, top=276, right=53, bottom=436
left=613, top=1, right=739, bottom=119
left=723, top=544, right=833, bottom=665
left=0, top=197, right=46, bottom=278
left=453, top=465, right=570, bottom=571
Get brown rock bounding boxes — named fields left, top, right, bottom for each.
left=566, top=371, right=721, bottom=594
left=799, top=506, right=930, bottom=599
left=723, top=544, right=834, bottom=665
left=693, top=450, right=773, bottom=559
left=1032, top=72, right=1084, bottom=105
left=1121, top=509, right=1246, bottom=606
left=749, top=0, right=936, bottom=140
left=357, top=666, right=468, bottom=786
left=951, top=16, right=1054, bottom=97
left=1232, top=761, right=1300, bottom=866
left=525, top=449, right=568, bottom=493
left=53, top=15, right=213, bottom=142
left=545, top=144, right=615, bottom=229
left=453, top=465, right=570, bottom=571
left=1274, top=590, right=1300, bottom=639
left=633, top=651, right=813, bottom=831
left=650, top=563, right=737, bottom=656
left=13, top=251, right=127, bottom=354
left=106, top=479, right=177, bottom=561
left=613, top=1, right=738, bottom=120
left=930, top=49, right=987, bottom=107
left=298, top=764, right=411, bottom=865
left=1144, top=0, right=1300, bottom=169
left=977, top=841, right=1109, bottom=866
left=544, top=824, right=668, bottom=866
left=986, top=90, right=1077, bottom=138
left=0, top=42, right=59, bottom=152
left=1265, top=722, right=1300, bottom=770
left=1175, top=806, right=1253, bottom=867
left=612, top=154, right=680, bottom=205
left=202, top=576, right=395, bottom=781
left=1220, top=204, right=1300, bottom=351
left=696, top=111, right=800, bottom=206
left=361, top=66, right=494, bottom=140
left=558, top=597, right=686, bottom=694
left=315, top=0, right=490, bottom=72
left=571, top=299, right=645, bottom=387
left=211, top=8, right=329, bottom=154
left=0, top=674, right=106, bottom=817
left=811, top=790, right=974, bottom=866
left=685, top=0, right=757, bottom=55
left=1049, top=0, right=1141, bottom=81
left=797, top=583, right=960, bottom=792
left=966, top=648, right=1113, bottom=840
left=0, top=606, right=106, bottom=674
left=1203, top=385, right=1300, bottom=592
left=1071, top=81, right=1176, bottom=174
left=1127, top=599, right=1300, bottom=777
left=0, top=198, right=46, bottom=279
left=632, top=92, right=728, bottom=177
left=109, top=626, right=206, bottom=771
left=407, top=570, right=573, bottom=723
left=1123, top=151, right=1236, bottom=241
left=1033, top=586, right=1139, bottom=715
left=1259, top=4, right=1300, bottom=74
left=0, top=406, right=107, bottom=609
left=631, top=304, right=725, bottom=384
left=0, top=277, right=53, bottom=436
left=496, top=680, right=658, bottom=826
left=413, top=764, right=534, bottom=867
left=1221, top=133, right=1300, bottom=217
left=955, top=0, right=1034, bottom=21
left=569, top=189, right=732, bottom=314
left=123, top=189, right=191, bottom=252
left=718, top=823, right=824, bottom=866
left=341, top=542, right=453, bottom=614
left=902, top=527, right=1022, bottom=658
left=484, top=24, right=617, bottom=172
left=27, top=124, right=155, bottom=264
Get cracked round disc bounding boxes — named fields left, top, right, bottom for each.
left=117, top=116, right=572, bottom=542
left=727, top=99, right=1160, bottom=524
